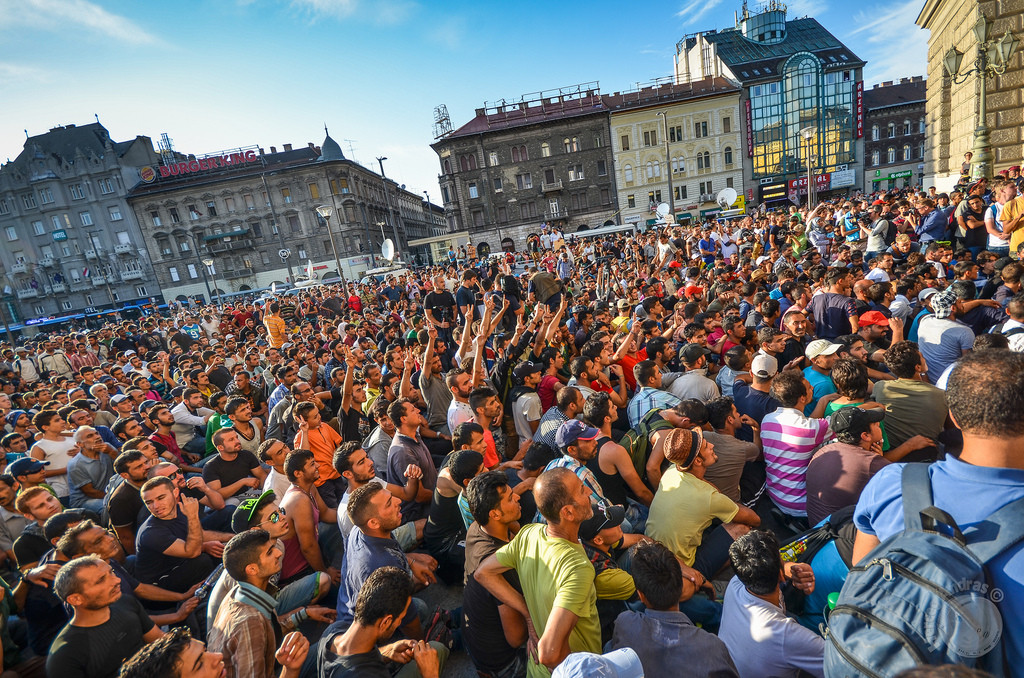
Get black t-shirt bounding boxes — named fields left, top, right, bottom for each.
left=455, top=285, right=478, bottom=324
left=318, top=635, right=390, bottom=678
left=201, top=450, right=261, bottom=497
left=135, top=512, right=215, bottom=591
left=962, top=208, right=988, bottom=247
left=24, top=550, right=68, bottom=655
left=504, top=470, right=537, bottom=527
left=424, top=290, right=456, bottom=325
left=207, top=365, right=233, bottom=392
left=12, top=529, right=50, bottom=569
left=107, top=480, right=144, bottom=530
left=339, top=404, right=365, bottom=443
left=462, top=522, right=522, bottom=673
left=46, top=595, right=154, bottom=678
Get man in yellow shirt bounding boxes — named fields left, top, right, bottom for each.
left=645, top=428, right=761, bottom=580
left=263, top=302, right=287, bottom=349
left=1000, top=191, right=1024, bottom=256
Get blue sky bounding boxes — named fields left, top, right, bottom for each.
left=0, top=0, right=928, bottom=204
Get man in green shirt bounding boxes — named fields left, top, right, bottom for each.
left=475, top=467, right=600, bottom=677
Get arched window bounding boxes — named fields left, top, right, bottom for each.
left=518, top=146, right=527, bottom=161
left=903, top=120, right=911, bottom=136
left=918, top=142, right=925, bottom=159
left=652, top=161, right=661, bottom=178
left=887, top=123, right=895, bottom=138
left=902, top=145, right=911, bottom=161
left=696, top=151, right=711, bottom=170
left=646, top=162, right=654, bottom=179
left=887, top=147, right=896, bottom=163
left=623, top=165, right=633, bottom=183
left=673, top=156, right=685, bottom=172
left=511, top=147, right=520, bottom=163
left=443, top=159, right=451, bottom=174
left=871, top=125, right=879, bottom=141
left=724, top=147, right=734, bottom=165
left=541, top=142, right=550, bottom=157
left=871, top=150, right=880, bottom=166
left=563, top=138, right=572, bottom=153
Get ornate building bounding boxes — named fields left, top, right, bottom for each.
left=863, top=77, right=927, bottom=191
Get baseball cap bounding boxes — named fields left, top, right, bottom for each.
left=617, top=299, right=631, bottom=309
left=551, top=649, right=644, bottom=678
left=513, top=362, right=543, bottom=381
left=231, top=489, right=277, bottom=533
left=125, top=350, right=136, bottom=356
left=8, top=457, right=49, bottom=477
left=859, top=311, right=890, bottom=328
left=918, top=287, right=939, bottom=301
left=579, top=503, right=626, bottom=541
left=751, top=353, right=779, bottom=379
left=663, top=428, right=706, bottom=469
left=555, top=419, right=599, bottom=451
left=805, top=339, right=841, bottom=361
left=680, top=343, right=711, bottom=364
left=110, top=394, right=130, bottom=404
left=830, top=406, right=885, bottom=437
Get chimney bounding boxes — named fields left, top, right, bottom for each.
left=475, top=108, right=485, bottom=117
left=283, top=143, right=293, bottom=152
left=270, top=146, right=277, bottom=154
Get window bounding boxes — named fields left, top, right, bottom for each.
left=169, top=266, right=180, bottom=282
left=645, top=162, right=661, bottom=179
left=700, top=180, right=714, bottom=195
left=903, top=120, right=911, bottom=136
left=544, top=168, right=556, bottom=185
left=593, top=134, right=603, bottom=148
left=468, top=182, right=479, bottom=199
left=871, top=150, right=880, bottom=166
left=726, top=177, right=734, bottom=188
left=280, top=188, right=291, bottom=204
left=620, top=135, right=630, bottom=151
left=39, top=188, right=55, bottom=204
left=0, top=199, right=7, bottom=215
left=497, top=206, right=508, bottom=223
left=71, top=270, right=81, bottom=283
left=471, top=210, right=484, bottom=227
left=568, top=164, right=584, bottom=181
left=623, top=165, right=633, bottom=183
left=887, top=147, right=896, bottom=163
left=288, top=215, right=301, bottom=233
left=515, top=173, right=532, bottom=190
left=4, top=226, right=17, bottom=241
left=298, top=248, right=307, bottom=259
left=187, top=264, right=198, bottom=279
left=136, top=286, right=147, bottom=296
left=109, top=206, right=123, bottom=221
left=541, top=142, right=551, bottom=158
left=251, top=221, right=263, bottom=238
left=62, top=244, right=71, bottom=256
left=672, top=156, right=685, bottom=173
left=723, top=116, right=732, bottom=133
left=919, top=118, right=926, bottom=134
left=69, top=184, right=84, bottom=200
left=597, top=160, right=607, bottom=176
left=79, top=211, right=93, bottom=226
left=169, top=207, right=180, bottom=223
left=22, top=193, right=37, bottom=209
left=903, top=144, right=912, bottom=161
left=243, top=194, right=256, bottom=210
left=206, top=200, right=218, bottom=215
left=600, top=188, right=610, bottom=204
left=179, top=238, right=190, bottom=252
left=674, top=186, right=688, bottom=200
left=117, top=231, right=130, bottom=244
left=643, top=130, right=658, bottom=147
left=308, top=183, right=320, bottom=200
left=489, top=152, right=499, bottom=166
left=150, top=210, right=162, bottom=226
left=696, top=151, right=711, bottom=171
left=564, top=137, right=579, bottom=153
left=61, top=301, right=73, bottom=311
left=669, top=125, right=683, bottom=142
left=98, top=178, right=114, bottom=194
left=32, top=221, right=45, bottom=235
left=52, top=215, right=63, bottom=230
left=871, top=125, right=879, bottom=141
left=694, top=121, right=708, bottom=138
left=627, top=194, right=636, bottom=208
left=188, top=204, right=200, bottom=220
left=919, top=142, right=925, bottom=159
left=887, top=123, right=895, bottom=138
left=441, top=186, right=450, bottom=203
left=724, top=147, right=734, bottom=165
left=493, top=177, right=503, bottom=192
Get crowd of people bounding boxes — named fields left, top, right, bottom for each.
left=0, top=171, right=1023, bottom=678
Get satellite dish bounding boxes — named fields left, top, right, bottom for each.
left=381, top=239, right=395, bottom=262
left=656, top=202, right=671, bottom=217
left=716, top=187, right=738, bottom=210
left=271, top=282, right=277, bottom=294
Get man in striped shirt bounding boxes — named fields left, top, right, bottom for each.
left=626, top=360, right=682, bottom=428
left=760, top=370, right=836, bottom=522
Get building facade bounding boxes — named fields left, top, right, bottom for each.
left=431, top=83, right=618, bottom=254
left=606, top=77, right=744, bottom=225
left=0, top=123, right=163, bottom=325
left=917, top=0, right=1024, bottom=191
left=863, top=77, right=927, bottom=191
left=127, top=133, right=438, bottom=303
left=675, top=1, right=865, bottom=207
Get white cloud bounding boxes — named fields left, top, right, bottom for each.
left=787, top=0, right=828, bottom=18
left=848, top=0, right=928, bottom=85
left=0, top=0, right=159, bottom=45
left=676, top=0, right=725, bottom=27
left=290, top=0, right=416, bottom=24
left=0, top=63, right=51, bottom=85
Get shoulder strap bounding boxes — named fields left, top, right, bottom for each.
left=1002, top=327, right=1024, bottom=338
left=900, top=462, right=933, bottom=531
left=968, top=496, right=1024, bottom=563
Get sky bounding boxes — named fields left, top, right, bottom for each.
left=0, top=0, right=929, bottom=204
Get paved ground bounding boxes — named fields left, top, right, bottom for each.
left=419, top=580, right=477, bottom=677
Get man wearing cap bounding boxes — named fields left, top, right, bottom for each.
left=544, top=419, right=608, bottom=510
left=667, top=344, right=720, bottom=403
left=646, top=428, right=760, bottom=580
left=511, top=361, right=544, bottom=446
left=578, top=503, right=644, bottom=634
left=916, top=287, right=974, bottom=385
left=802, top=339, right=840, bottom=414
left=9, top=457, right=56, bottom=497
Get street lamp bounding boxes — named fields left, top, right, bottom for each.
left=944, top=13, right=1020, bottom=181
left=657, top=111, right=675, bottom=219
left=799, top=126, right=818, bottom=206
left=315, top=204, right=346, bottom=285
left=376, top=156, right=404, bottom=252
left=201, top=257, right=220, bottom=305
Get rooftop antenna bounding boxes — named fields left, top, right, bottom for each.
left=94, top=113, right=100, bottom=124
left=343, top=139, right=358, bottom=160
left=324, top=123, right=329, bottom=136
left=24, top=130, right=28, bottom=139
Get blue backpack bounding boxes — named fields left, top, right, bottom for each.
left=824, top=463, right=1024, bottom=677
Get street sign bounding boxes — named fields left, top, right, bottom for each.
left=278, top=248, right=291, bottom=261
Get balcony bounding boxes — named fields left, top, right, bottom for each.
left=224, top=267, right=255, bottom=280
left=541, top=179, right=563, bottom=193
left=16, top=288, right=37, bottom=299
left=92, top=276, right=110, bottom=287
left=114, top=243, right=134, bottom=254
left=84, top=249, right=99, bottom=260
left=39, top=257, right=55, bottom=268
left=544, top=208, right=570, bottom=220
left=50, top=283, right=67, bottom=293
left=10, top=262, right=28, bottom=274
left=120, top=269, right=145, bottom=281
left=207, top=237, right=255, bottom=254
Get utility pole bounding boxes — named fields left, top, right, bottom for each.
left=376, top=157, right=404, bottom=253
left=259, top=156, right=295, bottom=283
left=657, top=110, right=675, bottom=219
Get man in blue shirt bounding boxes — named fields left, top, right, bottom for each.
left=698, top=226, right=719, bottom=266
left=854, top=350, right=1024, bottom=670
left=914, top=199, right=948, bottom=244
left=802, top=339, right=838, bottom=415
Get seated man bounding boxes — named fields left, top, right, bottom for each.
left=320, top=566, right=446, bottom=678
left=333, top=442, right=422, bottom=550
left=202, top=428, right=267, bottom=507
left=47, top=555, right=164, bottom=678
left=108, top=450, right=158, bottom=555
left=278, top=450, right=340, bottom=587
left=610, top=540, right=738, bottom=677
left=385, top=398, right=438, bottom=523
left=423, top=447, right=484, bottom=584
left=645, top=428, right=761, bottom=580
left=9, top=457, right=57, bottom=500
left=719, top=530, right=821, bottom=678
left=66, top=425, right=116, bottom=514
left=13, top=486, right=64, bottom=571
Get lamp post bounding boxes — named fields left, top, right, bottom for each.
left=799, top=126, right=818, bottom=207
left=202, top=258, right=220, bottom=305
left=657, top=111, right=675, bottom=219
left=943, top=14, right=1020, bottom=181
left=376, top=156, right=404, bottom=252
left=86, top=232, right=118, bottom=309
left=315, top=204, right=346, bottom=285
left=183, top=231, right=214, bottom=304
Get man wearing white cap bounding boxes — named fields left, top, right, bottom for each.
left=802, top=339, right=839, bottom=416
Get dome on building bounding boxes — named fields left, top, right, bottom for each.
left=317, top=128, right=345, bottom=162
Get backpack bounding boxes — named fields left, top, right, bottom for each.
left=882, top=219, right=898, bottom=247
left=530, top=272, right=562, bottom=304
left=618, top=410, right=674, bottom=485
left=824, top=463, right=1024, bottom=677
